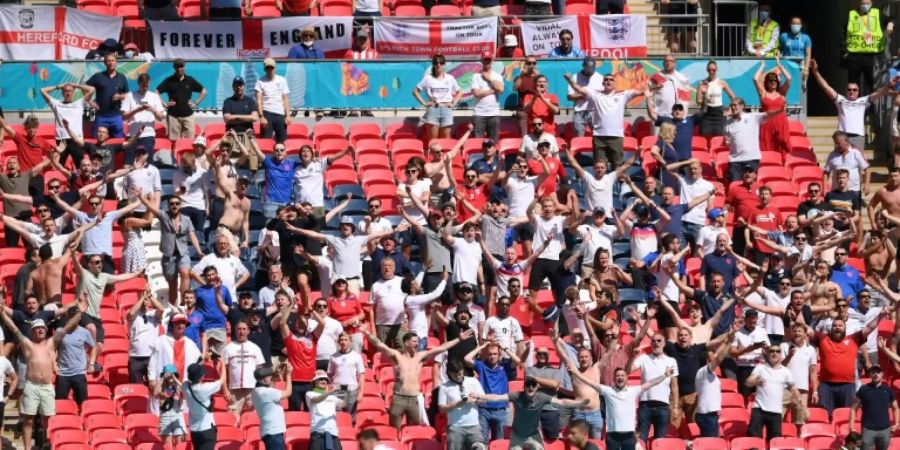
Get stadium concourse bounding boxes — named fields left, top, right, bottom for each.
left=2, top=1, right=900, bottom=450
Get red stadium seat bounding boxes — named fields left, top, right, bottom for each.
left=769, top=437, right=807, bottom=450
left=358, top=153, right=392, bottom=172
left=349, top=123, right=383, bottom=144
left=788, top=120, right=806, bottom=136
left=430, top=4, right=460, bottom=15
left=800, top=422, right=836, bottom=438
left=92, top=429, right=129, bottom=446
left=321, top=4, right=351, bottom=14
left=650, top=438, right=686, bottom=450
left=689, top=438, right=727, bottom=450
left=806, top=436, right=842, bottom=450
left=565, top=3, right=593, bottom=14
left=806, top=407, right=830, bottom=424
left=729, top=437, right=767, bottom=450
left=52, top=430, right=89, bottom=447
left=489, top=440, right=510, bottom=450
left=85, top=413, right=122, bottom=434
left=313, top=123, right=346, bottom=146
left=82, top=4, right=114, bottom=14
left=55, top=399, right=79, bottom=416
left=82, top=399, right=117, bottom=419
left=400, top=425, right=436, bottom=442
left=395, top=4, right=426, bottom=15
left=385, top=123, right=418, bottom=145
left=48, top=415, right=83, bottom=435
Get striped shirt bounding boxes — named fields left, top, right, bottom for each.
left=344, top=48, right=379, bottom=60
left=491, top=260, right=530, bottom=298
left=481, top=215, right=511, bottom=256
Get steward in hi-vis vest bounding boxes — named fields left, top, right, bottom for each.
left=841, top=0, right=894, bottom=95
left=746, top=3, right=780, bottom=57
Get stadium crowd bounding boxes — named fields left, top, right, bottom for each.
left=3, top=1, right=900, bottom=450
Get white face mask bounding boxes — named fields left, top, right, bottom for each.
left=124, top=50, right=135, bottom=58
left=303, top=39, right=314, bottom=46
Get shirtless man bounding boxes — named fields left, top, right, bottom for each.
left=860, top=229, right=895, bottom=280
left=0, top=299, right=82, bottom=450
left=27, top=243, right=75, bottom=305
left=211, top=146, right=251, bottom=256
left=657, top=287, right=736, bottom=345
left=205, top=132, right=247, bottom=235
left=361, top=327, right=473, bottom=430
left=869, top=167, right=900, bottom=236
left=805, top=259, right=842, bottom=317
left=424, top=124, right=472, bottom=200
left=550, top=326, right=605, bottom=438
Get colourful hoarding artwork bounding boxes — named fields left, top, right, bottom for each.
left=0, top=58, right=800, bottom=112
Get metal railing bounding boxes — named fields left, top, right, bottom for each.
left=711, top=0, right=755, bottom=57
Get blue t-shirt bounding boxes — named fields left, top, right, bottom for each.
left=778, top=32, right=811, bottom=58
left=194, top=284, right=233, bottom=330
left=548, top=46, right=586, bottom=58
left=831, top=264, right=865, bottom=308
left=699, top=251, right=740, bottom=294
left=655, top=115, right=697, bottom=162
left=857, top=383, right=895, bottom=430
left=263, top=156, right=296, bottom=203
left=58, top=326, right=94, bottom=377
left=474, top=359, right=509, bottom=409
left=661, top=203, right=688, bottom=236
left=185, top=310, right=204, bottom=349
left=86, top=71, right=129, bottom=117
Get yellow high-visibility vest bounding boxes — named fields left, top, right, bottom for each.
left=846, top=8, right=884, bottom=54
left=749, top=19, right=779, bottom=56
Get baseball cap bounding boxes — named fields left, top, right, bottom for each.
left=313, top=370, right=329, bottom=382
left=541, top=304, right=560, bottom=323
left=301, top=27, right=316, bottom=38
left=482, top=139, right=495, bottom=148
left=503, top=34, right=518, bottom=47
left=254, top=366, right=275, bottom=381
left=232, top=76, right=245, bottom=86
left=340, top=216, right=356, bottom=227
left=868, top=365, right=884, bottom=376
left=593, top=207, right=606, bottom=216
left=536, top=347, right=550, bottom=355
left=263, top=58, right=277, bottom=68
left=457, top=281, right=474, bottom=292
left=193, top=136, right=207, bottom=148
left=453, top=307, right=471, bottom=319
left=170, top=313, right=189, bottom=325
left=671, top=103, right=685, bottom=111
left=537, top=138, right=552, bottom=147
left=582, top=56, right=595, bottom=68
left=481, top=51, right=493, bottom=60
left=173, top=58, right=186, bottom=68
left=429, top=209, right=443, bottom=219
left=135, top=146, right=149, bottom=155
left=124, top=43, right=139, bottom=52
left=30, top=319, right=47, bottom=330
left=163, top=364, right=179, bottom=375
left=744, top=309, right=758, bottom=318
left=237, top=176, right=251, bottom=186
left=707, top=208, right=724, bottom=220
left=634, top=204, right=650, bottom=216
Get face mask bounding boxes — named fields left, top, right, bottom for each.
left=758, top=11, right=769, bottom=21
left=303, top=39, right=314, bottom=47
left=791, top=24, right=802, bottom=34
left=124, top=50, right=135, bottom=58
left=860, top=4, right=871, bottom=13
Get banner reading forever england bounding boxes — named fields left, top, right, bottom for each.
left=374, top=17, right=497, bottom=57
left=150, top=16, right=352, bottom=60
left=0, top=6, right=122, bottom=60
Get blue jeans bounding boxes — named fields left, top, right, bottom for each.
left=262, top=432, right=286, bottom=450
left=695, top=412, right=719, bottom=437
left=637, top=402, right=670, bottom=442
left=571, top=408, right=603, bottom=438
left=94, top=115, right=124, bottom=138
left=417, top=336, right=428, bottom=351
left=478, top=407, right=507, bottom=442
left=682, top=221, right=702, bottom=250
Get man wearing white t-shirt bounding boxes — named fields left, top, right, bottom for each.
left=526, top=196, right=577, bottom=302
left=371, top=258, right=406, bottom=348
left=471, top=52, right=504, bottom=142
left=121, top=73, right=165, bottom=162
left=501, top=156, right=550, bottom=258
left=627, top=334, right=679, bottom=442
left=724, top=97, right=782, bottom=182
left=564, top=147, right=632, bottom=216
left=252, top=364, right=292, bottom=450
left=563, top=72, right=644, bottom=168
left=327, top=333, right=366, bottom=413
left=222, top=321, right=266, bottom=418
left=41, top=82, right=95, bottom=167
left=780, top=323, right=817, bottom=426
left=444, top=223, right=483, bottom=286
left=696, top=208, right=730, bottom=258
left=746, top=343, right=801, bottom=440
left=824, top=130, right=871, bottom=196
left=661, top=158, right=716, bottom=249
left=358, top=198, right=395, bottom=290
left=811, top=59, right=897, bottom=151
left=294, top=144, right=353, bottom=214
left=567, top=57, right=604, bottom=137
left=730, top=309, right=770, bottom=397
left=256, top=58, right=291, bottom=145
left=567, top=363, right=675, bottom=450
left=481, top=296, right=525, bottom=379
left=650, top=55, right=690, bottom=120
left=439, top=358, right=487, bottom=450
left=695, top=327, right=735, bottom=437
left=570, top=209, right=618, bottom=279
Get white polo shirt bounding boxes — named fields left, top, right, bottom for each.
left=506, top=175, right=537, bottom=218
left=293, top=159, right=328, bottom=208
left=750, top=364, right=794, bottom=413
left=824, top=147, right=870, bottom=192
left=633, top=353, right=678, bottom=403
left=482, top=316, right=524, bottom=351
left=732, top=326, right=770, bottom=366
left=533, top=215, right=566, bottom=260
left=725, top=112, right=765, bottom=162
left=582, top=171, right=616, bottom=214
left=585, top=90, right=639, bottom=137
left=438, top=377, right=485, bottom=427
left=372, top=276, right=405, bottom=325
left=694, top=365, right=721, bottom=414
left=679, top=176, right=714, bottom=226
left=327, top=350, right=366, bottom=390
left=779, top=342, right=817, bottom=391
left=599, top=385, right=642, bottom=432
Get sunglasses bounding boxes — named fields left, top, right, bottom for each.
left=169, top=202, right=181, bottom=207
left=525, top=61, right=536, bottom=66
left=847, top=88, right=859, bottom=92
left=836, top=252, right=847, bottom=256
left=36, top=208, right=48, bottom=213
left=459, top=288, right=473, bottom=293
left=836, top=304, right=849, bottom=308
left=498, top=303, right=511, bottom=307
left=434, top=61, right=446, bottom=65
left=314, top=304, right=327, bottom=309
left=369, top=204, right=381, bottom=209
left=603, top=78, right=615, bottom=82
left=406, top=169, right=419, bottom=173
left=90, top=260, right=103, bottom=265
left=780, top=282, right=791, bottom=286
left=49, top=185, right=60, bottom=190
left=796, top=237, right=807, bottom=241
left=465, top=175, right=477, bottom=179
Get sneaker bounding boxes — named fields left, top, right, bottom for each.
left=472, top=443, right=486, bottom=450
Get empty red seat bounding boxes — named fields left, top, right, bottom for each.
left=395, top=4, right=426, bottom=15
left=769, top=437, right=806, bottom=450
left=729, top=437, right=767, bottom=450
left=650, top=438, right=686, bottom=450
left=52, top=430, right=89, bottom=447
left=430, top=4, right=460, bottom=15
left=349, top=123, right=383, bottom=144
left=48, top=415, right=83, bottom=435
left=313, top=123, right=346, bottom=145
left=689, top=438, right=727, bottom=450
left=806, top=436, right=842, bottom=450
left=400, top=425, right=436, bottom=443
left=92, top=429, right=128, bottom=446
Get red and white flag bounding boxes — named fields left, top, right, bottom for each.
left=588, top=14, right=647, bottom=57
left=0, top=6, right=122, bottom=60
left=150, top=16, right=352, bottom=59
left=374, top=17, right=497, bottom=57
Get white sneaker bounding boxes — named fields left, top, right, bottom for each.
left=472, top=443, right=487, bottom=450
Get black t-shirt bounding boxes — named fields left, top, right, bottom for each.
left=222, top=95, right=257, bottom=133
left=797, top=199, right=828, bottom=220
left=84, top=141, right=126, bottom=172
left=446, top=322, right=477, bottom=366
left=857, top=383, right=896, bottom=430
left=156, top=74, right=204, bottom=118
left=295, top=214, right=325, bottom=256
left=267, top=219, right=302, bottom=270
left=825, top=190, right=861, bottom=213
left=763, top=268, right=792, bottom=292
left=663, top=342, right=707, bottom=395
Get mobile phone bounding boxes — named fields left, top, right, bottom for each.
left=340, top=385, right=348, bottom=391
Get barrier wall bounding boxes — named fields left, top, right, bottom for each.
left=0, top=58, right=801, bottom=112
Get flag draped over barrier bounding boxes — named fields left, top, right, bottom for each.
left=0, top=5, right=123, bottom=60
left=519, top=14, right=647, bottom=57
left=373, top=17, right=498, bottom=57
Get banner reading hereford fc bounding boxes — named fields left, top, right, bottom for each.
left=150, top=16, right=352, bottom=60
left=374, top=17, right=497, bottom=57
left=0, top=6, right=122, bottom=60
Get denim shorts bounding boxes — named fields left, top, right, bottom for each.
left=424, top=105, right=454, bottom=127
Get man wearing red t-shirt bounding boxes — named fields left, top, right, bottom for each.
left=514, top=57, right=539, bottom=135
left=275, top=302, right=325, bottom=411
left=813, top=312, right=885, bottom=416
left=456, top=167, right=490, bottom=224
left=528, top=143, right=567, bottom=194
left=522, top=75, right=560, bottom=136
left=0, top=116, right=53, bottom=197
left=745, top=185, right=782, bottom=264
left=725, top=167, right=759, bottom=256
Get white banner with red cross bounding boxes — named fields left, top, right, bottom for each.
left=520, top=14, right=647, bottom=57
left=150, top=16, right=353, bottom=60
left=374, top=17, right=497, bottom=57
left=0, top=6, right=123, bottom=60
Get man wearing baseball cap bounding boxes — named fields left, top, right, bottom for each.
left=524, top=347, right=572, bottom=438
left=696, top=207, right=730, bottom=257
left=222, top=76, right=258, bottom=139
left=306, top=369, right=345, bottom=449
left=121, top=72, right=165, bottom=162
left=256, top=58, right=291, bottom=146
left=0, top=304, right=82, bottom=450
left=252, top=363, right=293, bottom=450
left=149, top=313, right=202, bottom=390
left=471, top=51, right=504, bottom=142
left=156, top=58, right=207, bottom=141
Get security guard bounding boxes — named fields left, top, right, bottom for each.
left=746, top=3, right=780, bottom=57
left=841, top=0, right=894, bottom=94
